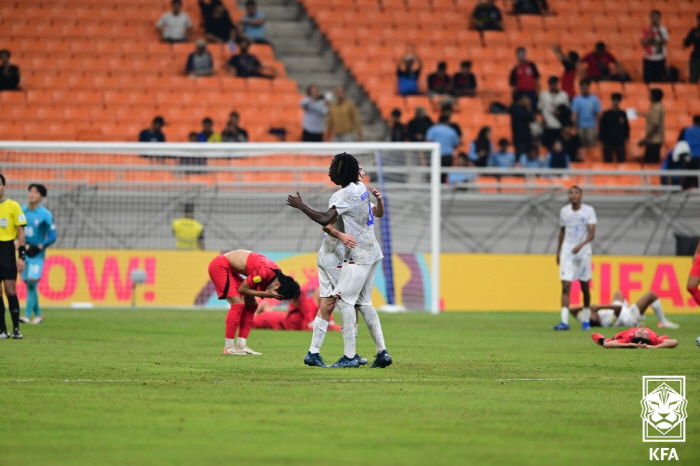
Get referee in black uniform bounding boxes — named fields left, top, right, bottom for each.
left=0, top=174, right=27, bottom=339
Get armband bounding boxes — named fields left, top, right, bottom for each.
left=18, top=245, right=26, bottom=260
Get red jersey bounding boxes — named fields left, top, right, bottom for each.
left=582, top=51, right=617, bottom=79
left=244, top=252, right=280, bottom=291
left=509, top=62, right=540, bottom=92
left=611, top=328, right=666, bottom=345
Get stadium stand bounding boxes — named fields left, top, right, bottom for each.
left=0, top=0, right=302, bottom=142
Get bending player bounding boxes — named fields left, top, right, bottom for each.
left=288, top=152, right=392, bottom=368
left=591, top=328, right=678, bottom=349
left=207, top=249, right=300, bottom=355
left=19, top=184, right=56, bottom=324
left=568, top=289, right=678, bottom=329
left=685, top=239, right=700, bottom=306
left=554, top=185, right=597, bottom=331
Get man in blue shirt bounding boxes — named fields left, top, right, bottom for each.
left=20, top=184, right=56, bottom=324
left=240, top=1, right=269, bottom=46
left=487, top=138, right=516, bottom=168
left=571, top=79, right=601, bottom=148
left=426, top=114, right=460, bottom=182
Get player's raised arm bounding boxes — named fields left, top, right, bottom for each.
left=368, top=186, right=385, bottom=218
left=323, top=223, right=357, bottom=249
left=237, top=280, right=283, bottom=300
left=287, top=192, right=338, bottom=226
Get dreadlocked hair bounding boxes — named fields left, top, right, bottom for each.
left=274, top=271, right=301, bottom=301
left=328, top=152, right=360, bottom=187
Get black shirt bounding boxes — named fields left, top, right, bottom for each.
left=509, top=104, right=533, bottom=145
left=139, top=129, right=165, bottom=142
left=222, top=126, right=249, bottom=142
left=427, top=73, right=451, bottom=93
left=390, top=122, right=406, bottom=142
left=472, top=4, right=502, bottom=30
left=599, top=109, right=630, bottom=144
left=407, top=116, right=433, bottom=142
left=452, top=72, right=477, bottom=93
left=684, top=28, right=700, bottom=59
left=0, top=64, right=20, bottom=90
left=206, top=11, right=235, bottom=41
left=227, top=53, right=262, bottom=77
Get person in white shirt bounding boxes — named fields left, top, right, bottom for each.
left=640, top=9, right=669, bottom=83
left=157, top=0, right=193, bottom=43
left=568, top=289, right=678, bottom=329
left=287, top=153, right=392, bottom=369
left=538, top=76, right=570, bottom=149
left=554, top=186, right=597, bottom=331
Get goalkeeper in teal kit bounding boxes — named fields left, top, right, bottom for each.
left=19, top=184, right=56, bottom=324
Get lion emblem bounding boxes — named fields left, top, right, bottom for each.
left=640, top=383, right=688, bottom=435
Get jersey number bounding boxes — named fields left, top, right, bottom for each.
left=367, top=205, right=374, bottom=226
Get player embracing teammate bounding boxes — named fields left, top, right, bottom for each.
left=287, top=152, right=392, bottom=368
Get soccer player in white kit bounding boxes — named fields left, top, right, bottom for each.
left=567, top=289, right=678, bottom=328
left=555, top=186, right=596, bottom=331
left=287, top=153, right=392, bottom=368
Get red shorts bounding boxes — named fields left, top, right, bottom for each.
left=252, top=312, right=286, bottom=329
left=690, top=255, right=700, bottom=278
left=208, top=255, right=244, bottom=299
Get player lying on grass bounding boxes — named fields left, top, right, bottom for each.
left=591, top=327, right=678, bottom=348
left=252, top=286, right=341, bottom=332
left=567, top=289, right=679, bottom=329
left=207, top=249, right=300, bottom=355
left=287, top=153, right=392, bottom=369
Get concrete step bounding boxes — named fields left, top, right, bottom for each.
left=283, top=55, right=334, bottom=72
left=254, top=5, right=299, bottom=21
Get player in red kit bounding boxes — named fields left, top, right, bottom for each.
left=252, top=288, right=341, bottom=331
left=591, top=327, right=678, bottom=349
left=686, top=240, right=700, bottom=306
left=208, top=249, right=300, bottom=355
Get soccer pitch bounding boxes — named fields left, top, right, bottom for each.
left=0, top=310, right=697, bottom=466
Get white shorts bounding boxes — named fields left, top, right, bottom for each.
left=613, top=300, right=641, bottom=327
left=318, top=264, right=342, bottom=298
left=331, top=261, right=380, bottom=306
left=559, top=252, right=592, bottom=282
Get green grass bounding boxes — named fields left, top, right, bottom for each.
left=0, top=310, right=698, bottom=466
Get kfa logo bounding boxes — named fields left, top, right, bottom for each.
left=649, top=448, right=678, bottom=461
left=641, top=376, right=687, bottom=442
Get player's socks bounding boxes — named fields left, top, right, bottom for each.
left=225, top=303, right=245, bottom=339
left=580, top=307, right=591, bottom=330
left=237, top=304, right=257, bottom=339
left=224, top=338, right=237, bottom=350
left=338, top=300, right=356, bottom=358
left=237, top=337, right=247, bottom=348
left=650, top=299, right=667, bottom=323
left=560, top=307, right=569, bottom=325
left=26, top=281, right=38, bottom=319
left=688, top=286, right=700, bottom=306
left=309, top=317, right=329, bottom=353
left=0, top=297, right=7, bottom=335
left=358, top=305, right=386, bottom=353
left=7, top=295, right=20, bottom=333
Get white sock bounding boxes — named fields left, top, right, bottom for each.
left=359, top=304, right=386, bottom=353
left=581, top=307, right=591, bottom=324
left=237, top=337, right=247, bottom=348
left=354, top=323, right=358, bottom=346
left=650, top=299, right=666, bottom=323
left=309, top=317, right=329, bottom=354
left=561, top=307, right=569, bottom=325
left=338, top=300, right=357, bottom=358
left=225, top=338, right=236, bottom=350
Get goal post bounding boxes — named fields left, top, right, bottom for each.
left=0, top=141, right=442, bottom=314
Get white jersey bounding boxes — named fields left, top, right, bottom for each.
left=329, top=182, right=383, bottom=265
left=559, top=203, right=597, bottom=255
left=317, top=207, right=347, bottom=270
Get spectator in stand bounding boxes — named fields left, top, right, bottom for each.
left=538, top=76, right=570, bottom=149
left=407, top=107, right=433, bottom=142
left=139, top=116, right=166, bottom=142
left=204, top=1, right=238, bottom=43
left=560, top=125, right=582, bottom=162
left=448, top=153, right=476, bottom=185
left=226, top=39, right=277, bottom=79
left=661, top=141, right=693, bottom=189
left=468, top=126, right=494, bottom=167
left=397, top=46, right=422, bottom=96
left=240, top=0, right=270, bottom=46
left=509, top=47, right=540, bottom=110
left=581, top=42, right=626, bottom=81
left=0, top=49, right=20, bottom=91
left=513, top=0, right=549, bottom=15
left=185, top=39, right=214, bottom=77
left=427, top=62, right=452, bottom=98
left=683, top=14, right=700, bottom=83
left=640, top=10, right=669, bottom=83
left=326, top=86, right=362, bottom=142
left=510, top=92, right=535, bottom=159
left=390, top=109, right=406, bottom=142
left=198, top=117, right=221, bottom=142
left=487, top=139, right=516, bottom=168
left=426, top=114, right=460, bottom=181
left=471, top=0, right=503, bottom=31
left=452, top=61, right=477, bottom=97
left=545, top=139, right=570, bottom=169
left=221, top=111, right=248, bottom=142
left=440, top=103, right=462, bottom=140
left=519, top=144, right=545, bottom=169
left=677, top=115, right=700, bottom=168
left=157, top=0, right=193, bottom=43
left=300, top=84, right=328, bottom=142
left=571, top=79, right=600, bottom=148
left=638, top=88, right=665, bottom=164
left=598, top=93, right=630, bottom=163
left=551, top=45, right=580, bottom=100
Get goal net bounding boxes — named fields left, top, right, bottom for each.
left=0, top=141, right=442, bottom=313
